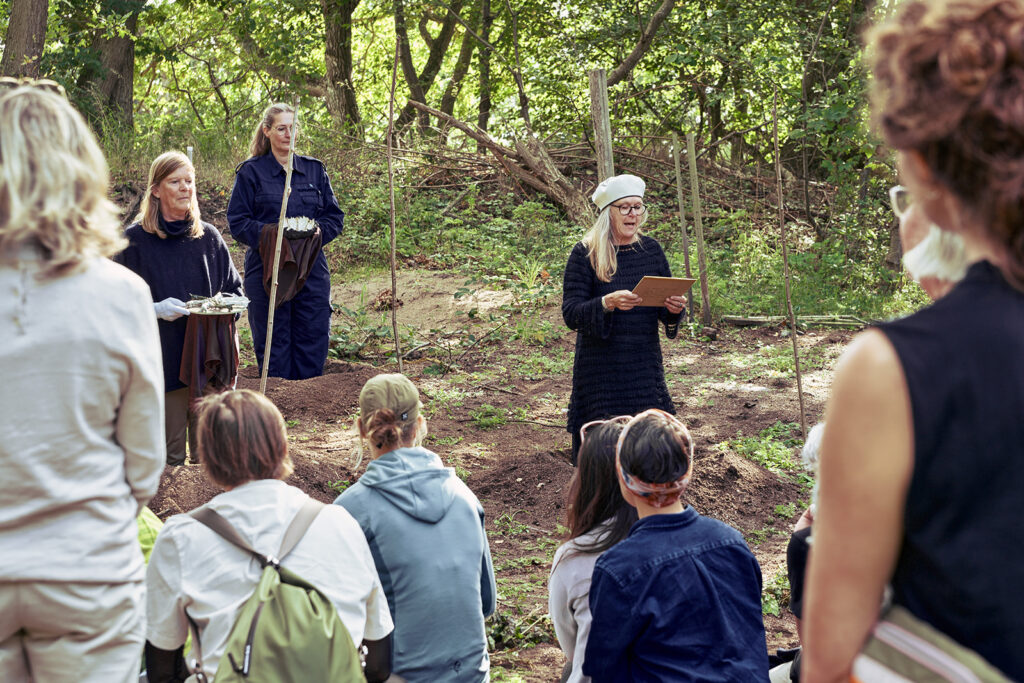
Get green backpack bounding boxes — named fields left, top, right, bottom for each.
left=187, top=498, right=364, bottom=683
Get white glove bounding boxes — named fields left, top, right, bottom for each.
left=154, top=297, right=190, bottom=321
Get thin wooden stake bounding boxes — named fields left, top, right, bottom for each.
left=387, top=35, right=403, bottom=372
left=260, top=97, right=299, bottom=394
left=588, top=69, right=614, bottom=181
left=671, top=132, right=693, bottom=322
left=773, top=86, right=807, bottom=440
left=685, top=132, right=712, bottom=326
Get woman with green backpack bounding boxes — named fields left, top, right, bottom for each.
left=145, top=390, right=395, bottom=682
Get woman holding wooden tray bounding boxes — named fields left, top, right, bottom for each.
left=115, top=150, right=243, bottom=466
left=561, top=174, right=687, bottom=465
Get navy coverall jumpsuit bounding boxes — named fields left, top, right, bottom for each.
left=227, top=153, right=344, bottom=379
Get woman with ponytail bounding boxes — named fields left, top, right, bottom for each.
left=335, top=374, right=496, bottom=683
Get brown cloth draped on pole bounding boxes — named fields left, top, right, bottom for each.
left=258, top=224, right=323, bottom=309
left=178, top=314, right=239, bottom=404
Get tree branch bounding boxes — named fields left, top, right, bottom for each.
left=606, top=0, right=677, bottom=87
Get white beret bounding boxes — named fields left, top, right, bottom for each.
left=591, top=174, right=646, bottom=211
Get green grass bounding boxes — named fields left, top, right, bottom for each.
left=721, top=421, right=802, bottom=473
left=470, top=404, right=507, bottom=430
left=493, top=511, right=529, bottom=536
left=514, top=348, right=572, bottom=377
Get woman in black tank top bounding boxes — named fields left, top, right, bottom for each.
left=802, top=2, right=1024, bottom=681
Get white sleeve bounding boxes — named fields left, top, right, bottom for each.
left=361, top=547, right=394, bottom=642
left=146, top=523, right=190, bottom=650
left=549, top=549, right=579, bottom=662
left=118, top=286, right=165, bottom=510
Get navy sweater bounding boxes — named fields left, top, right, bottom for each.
left=562, top=235, right=681, bottom=434
left=114, top=222, right=243, bottom=392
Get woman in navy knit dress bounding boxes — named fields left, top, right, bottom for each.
left=116, top=151, right=243, bottom=466
left=562, top=174, right=687, bottom=464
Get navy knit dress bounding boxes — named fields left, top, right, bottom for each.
left=562, top=235, right=681, bottom=456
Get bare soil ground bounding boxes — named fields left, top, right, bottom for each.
left=148, top=219, right=852, bottom=682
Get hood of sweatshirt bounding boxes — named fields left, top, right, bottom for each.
left=357, top=446, right=458, bottom=523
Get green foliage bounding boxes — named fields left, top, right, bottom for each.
left=470, top=404, right=507, bottom=430
left=486, top=610, right=554, bottom=651
left=762, top=572, right=791, bottom=617
left=493, top=511, right=529, bottom=536
left=774, top=502, right=798, bottom=519
left=327, top=479, right=351, bottom=495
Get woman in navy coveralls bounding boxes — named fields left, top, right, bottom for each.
left=227, top=103, right=344, bottom=379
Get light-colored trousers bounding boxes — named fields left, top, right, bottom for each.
left=0, top=580, right=145, bottom=683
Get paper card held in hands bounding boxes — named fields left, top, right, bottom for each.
left=631, top=276, right=697, bottom=306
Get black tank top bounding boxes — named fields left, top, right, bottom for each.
left=878, top=261, right=1024, bottom=679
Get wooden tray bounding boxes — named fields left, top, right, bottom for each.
left=631, top=276, right=696, bottom=306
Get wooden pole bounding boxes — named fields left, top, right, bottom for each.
left=773, top=86, right=807, bottom=440
left=260, top=98, right=300, bottom=394
left=685, top=132, right=712, bottom=326
left=672, top=133, right=692, bottom=322
left=387, top=34, right=403, bottom=372
left=588, top=69, right=614, bottom=181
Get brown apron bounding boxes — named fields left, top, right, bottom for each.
left=258, top=224, right=323, bottom=309
left=178, top=313, right=239, bottom=403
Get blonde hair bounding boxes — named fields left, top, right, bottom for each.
left=135, top=151, right=203, bottom=239
left=0, top=86, right=124, bottom=279
left=580, top=206, right=648, bottom=282
left=249, top=103, right=295, bottom=157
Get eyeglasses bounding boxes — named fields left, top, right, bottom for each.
left=889, top=185, right=911, bottom=219
left=0, top=77, right=67, bottom=98
left=579, top=415, right=631, bottom=444
left=611, top=202, right=647, bottom=216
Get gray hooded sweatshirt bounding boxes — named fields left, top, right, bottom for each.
left=335, top=446, right=496, bottom=682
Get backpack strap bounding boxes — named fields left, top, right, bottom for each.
left=183, top=496, right=325, bottom=680
left=277, top=497, right=325, bottom=560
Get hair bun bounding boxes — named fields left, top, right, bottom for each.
left=941, top=25, right=1005, bottom=96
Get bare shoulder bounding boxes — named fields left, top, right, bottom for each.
left=832, top=328, right=905, bottom=399
left=823, top=327, right=913, bottom=487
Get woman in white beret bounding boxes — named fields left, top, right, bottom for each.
left=561, top=174, right=687, bottom=464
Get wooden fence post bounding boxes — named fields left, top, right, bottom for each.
left=588, top=69, right=614, bottom=181
left=686, top=132, right=712, bottom=326
left=773, top=86, right=807, bottom=439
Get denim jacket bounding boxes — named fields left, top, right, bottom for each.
left=583, top=507, right=770, bottom=682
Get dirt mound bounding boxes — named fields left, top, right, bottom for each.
left=468, top=449, right=574, bottom=528
left=236, top=360, right=378, bottom=421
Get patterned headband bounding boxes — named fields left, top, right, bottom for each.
left=615, top=409, right=694, bottom=508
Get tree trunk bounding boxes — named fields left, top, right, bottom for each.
left=322, top=0, right=362, bottom=137
left=439, top=2, right=479, bottom=120
left=393, top=0, right=464, bottom=132
left=77, top=0, right=144, bottom=129
left=476, top=0, right=493, bottom=148
left=1, top=0, right=49, bottom=78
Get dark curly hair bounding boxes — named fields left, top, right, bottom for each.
left=868, top=0, right=1024, bottom=289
